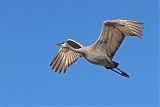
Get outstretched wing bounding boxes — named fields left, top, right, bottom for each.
left=94, top=19, right=144, bottom=59
left=50, top=39, right=83, bottom=73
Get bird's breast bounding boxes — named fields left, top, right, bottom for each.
left=84, top=51, right=105, bottom=65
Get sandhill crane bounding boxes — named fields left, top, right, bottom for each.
left=50, top=19, right=144, bottom=78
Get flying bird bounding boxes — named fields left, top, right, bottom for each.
left=50, top=19, right=144, bottom=78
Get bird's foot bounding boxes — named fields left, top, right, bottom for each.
left=120, top=72, right=129, bottom=78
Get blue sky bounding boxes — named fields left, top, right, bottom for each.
left=0, top=0, right=159, bottom=106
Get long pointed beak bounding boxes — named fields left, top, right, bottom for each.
left=55, top=43, right=61, bottom=46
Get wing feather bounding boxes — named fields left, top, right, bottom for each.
left=50, top=39, right=83, bottom=73
left=55, top=54, right=64, bottom=72
left=95, top=19, right=143, bottom=58
left=51, top=53, right=62, bottom=70
left=64, top=55, right=68, bottom=73
left=67, top=52, right=72, bottom=67
left=58, top=56, right=66, bottom=73
left=70, top=52, right=74, bottom=65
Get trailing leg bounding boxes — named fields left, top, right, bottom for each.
left=116, top=67, right=129, bottom=78
left=109, top=68, right=129, bottom=78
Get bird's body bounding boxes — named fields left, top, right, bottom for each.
left=79, top=46, right=114, bottom=68
left=50, top=19, right=144, bottom=78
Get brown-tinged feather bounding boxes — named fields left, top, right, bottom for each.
left=51, top=53, right=61, bottom=70
left=130, top=23, right=143, bottom=29
left=128, top=25, right=143, bottom=32
left=59, top=56, right=66, bottom=74
left=63, top=54, right=69, bottom=73
left=70, top=52, right=75, bottom=65
left=55, top=54, right=64, bottom=72
left=73, top=53, right=78, bottom=61
left=64, top=63, right=68, bottom=73
left=50, top=51, right=61, bottom=66
left=67, top=53, right=71, bottom=67
left=127, top=20, right=144, bottom=24
left=128, top=27, right=142, bottom=36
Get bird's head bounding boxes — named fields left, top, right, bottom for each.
left=56, top=41, right=67, bottom=48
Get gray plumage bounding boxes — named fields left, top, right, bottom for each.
left=50, top=19, right=144, bottom=78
